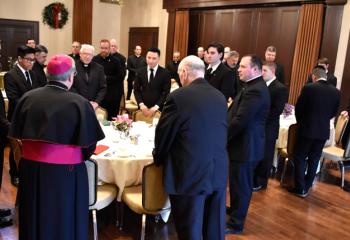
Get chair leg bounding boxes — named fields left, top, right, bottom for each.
left=116, top=201, right=120, bottom=227
left=280, top=158, right=288, bottom=184
left=92, top=209, right=98, bottom=240
left=320, top=158, right=325, bottom=171
left=119, top=202, right=124, bottom=231
left=141, top=214, right=146, bottom=240
left=339, top=161, right=345, bottom=188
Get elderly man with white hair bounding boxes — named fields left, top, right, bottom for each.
left=153, top=55, right=228, bottom=240
left=70, top=44, right=107, bottom=110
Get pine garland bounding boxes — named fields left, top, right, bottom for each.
left=42, top=2, right=69, bottom=29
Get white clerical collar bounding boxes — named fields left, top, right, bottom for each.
left=266, top=77, right=276, bottom=86
left=208, top=61, right=221, bottom=72
left=317, top=77, right=327, bottom=82
left=245, top=75, right=262, bottom=83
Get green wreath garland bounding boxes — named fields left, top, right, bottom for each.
left=42, top=2, right=69, bottom=29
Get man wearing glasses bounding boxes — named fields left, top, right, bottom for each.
left=4, top=45, right=41, bottom=186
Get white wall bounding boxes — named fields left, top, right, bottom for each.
left=119, top=0, right=168, bottom=65
left=0, top=0, right=73, bottom=58
left=92, top=0, right=122, bottom=50
left=334, top=1, right=350, bottom=89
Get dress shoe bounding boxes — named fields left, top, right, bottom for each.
left=0, top=209, right=11, bottom=218
left=0, top=217, right=13, bottom=228
left=225, top=225, right=243, bottom=234
left=287, top=187, right=309, bottom=198
left=11, top=176, right=19, bottom=187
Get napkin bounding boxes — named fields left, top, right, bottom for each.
left=94, top=145, right=109, bottom=155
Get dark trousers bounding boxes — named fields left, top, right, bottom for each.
left=9, top=149, right=17, bottom=177
left=126, top=79, right=133, bottom=100
left=169, top=189, right=226, bottom=240
left=228, top=161, right=258, bottom=230
left=293, top=136, right=326, bottom=192
left=102, top=84, right=124, bottom=120
left=254, top=138, right=276, bottom=187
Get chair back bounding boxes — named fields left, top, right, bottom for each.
left=9, top=138, right=22, bottom=168
left=142, top=163, right=171, bottom=212
left=335, top=114, right=348, bottom=146
left=133, top=110, right=161, bottom=124
left=287, top=124, right=298, bottom=158
left=85, top=159, right=98, bottom=206
left=95, top=107, right=108, bottom=121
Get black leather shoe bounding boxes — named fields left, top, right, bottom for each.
left=0, top=217, right=13, bottom=228
left=287, top=187, right=308, bottom=198
left=11, top=176, right=19, bottom=187
left=0, top=209, right=11, bottom=218
left=225, top=226, right=243, bottom=234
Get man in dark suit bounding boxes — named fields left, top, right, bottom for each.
left=126, top=45, right=147, bottom=100
left=306, top=57, right=337, bottom=87
left=166, top=51, right=181, bottom=87
left=134, top=47, right=171, bottom=116
left=205, top=43, right=235, bottom=101
left=4, top=45, right=41, bottom=186
left=224, top=50, right=241, bottom=98
left=71, top=44, right=107, bottom=111
left=153, top=55, right=228, bottom=240
left=93, top=39, right=123, bottom=119
left=32, top=44, right=48, bottom=87
left=226, top=55, right=270, bottom=234
left=291, top=67, right=340, bottom=197
left=265, top=45, right=285, bottom=84
left=68, top=41, right=81, bottom=61
left=253, top=62, right=288, bottom=191
left=110, top=38, right=126, bottom=81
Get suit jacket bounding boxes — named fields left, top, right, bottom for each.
left=296, top=80, right=340, bottom=140
left=112, top=52, right=127, bottom=81
left=307, top=72, right=337, bottom=87
left=205, top=63, right=235, bottom=100
left=266, top=79, right=288, bottom=140
left=71, top=60, right=107, bottom=105
left=68, top=53, right=80, bottom=62
left=32, top=61, right=47, bottom=87
left=276, top=62, right=285, bottom=84
left=153, top=78, right=228, bottom=194
left=227, top=76, right=270, bottom=163
left=4, top=65, right=41, bottom=120
left=224, top=62, right=241, bottom=98
left=166, top=60, right=181, bottom=87
left=133, top=66, right=171, bottom=109
left=127, top=55, right=147, bottom=82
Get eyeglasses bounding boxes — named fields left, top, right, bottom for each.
left=23, top=57, right=35, bottom=63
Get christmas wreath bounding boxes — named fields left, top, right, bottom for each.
left=42, top=2, right=69, bottom=29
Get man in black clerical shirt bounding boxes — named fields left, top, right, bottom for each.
left=32, top=45, right=48, bottom=87
left=166, top=51, right=181, bottom=87
left=126, top=45, right=147, bottom=100
left=71, top=44, right=106, bottom=111
left=224, top=50, right=241, bottom=98
left=68, top=41, right=81, bottom=61
left=93, top=39, right=123, bottom=119
left=265, top=45, right=285, bottom=84
left=110, top=38, right=126, bottom=81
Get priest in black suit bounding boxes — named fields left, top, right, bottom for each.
left=32, top=44, right=48, bottom=87
left=205, top=43, right=235, bottom=100
left=133, top=47, right=171, bottom=116
left=68, top=41, right=81, bottom=61
left=306, top=57, right=337, bottom=87
left=265, top=46, right=285, bottom=84
left=290, top=67, right=340, bottom=197
left=224, top=50, right=242, bottom=97
left=253, top=62, right=288, bottom=191
left=4, top=45, right=41, bottom=185
left=166, top=51, right=181, bottom=87
left=153, top=55, right=228, bottom=240
left=71, top=44, right=107, bottom=111
left=226, top=55, right=270, bottom=234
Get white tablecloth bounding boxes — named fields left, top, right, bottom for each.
left=92, top=121, right=155, bottom=201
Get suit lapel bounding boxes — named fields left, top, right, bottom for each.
left=15, top=66, right=32, bottom=89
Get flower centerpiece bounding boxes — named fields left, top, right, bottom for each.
left=283, top=103, right=294, bottom=118
left=112, top=114, right=132, bottom=139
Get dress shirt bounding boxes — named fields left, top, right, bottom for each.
left=207, top=61, right=221, bottom=74
left=266, top=77, right=276, bottom=87
left=17, top=64, right=32, bottom=85
left=147, top=65, right=159, bottom=82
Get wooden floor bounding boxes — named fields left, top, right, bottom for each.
left=1, top=147, right=350, bottom=240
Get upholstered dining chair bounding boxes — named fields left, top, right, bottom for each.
left=321, top=114, right=350, bottom=188
left=85, top=159, right=118, bottom=240
left=119, top=94, right=126, bottom=115
left=120, top=163, right=171, bottom=240
left=133, top=110, right=161, bottom=124
left=95, top=107, right=108, bottom=121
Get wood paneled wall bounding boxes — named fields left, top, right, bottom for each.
left=288, top=4, right=324, bottom=104
left=187, top=7, right=300, bottom=87
left=73, top=0, right=92, bottom=44
left=173, top=11, right=189, bottom=60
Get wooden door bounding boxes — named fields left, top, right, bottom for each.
left=128, top=27, right=159, bottom=57
left=0, top=19, right=39, bottom=71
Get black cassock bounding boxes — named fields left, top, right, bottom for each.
left=9, top=81, right=104, bottom=240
